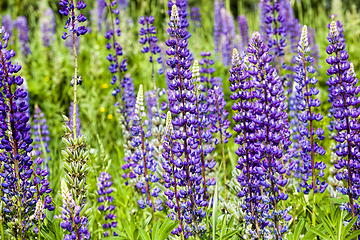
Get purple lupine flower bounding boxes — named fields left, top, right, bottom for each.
left=167, top=0, right=190, bottom=36
left=259, top=0, right=287, bottom=69
left=118, top=0, right=128, bottom=10
left=0, top=26, right=54, bottom=238
left=164, top=5, right=208, bottom=237
left=190, top=7, right=201, bottom=32
left=1, top=15, right=12, bottom=38
left=281, top=0, right=300, bottom=55
left=96, top=0, right=107, bottom=31
left=104, top=0, right=134, bottom=134
left=198, top=52, right=231, bottom=197
left=138, top=15, right=163, bottom=91
left=127, top=85, right=162, bottom=211
left=243, top=32, right=292, bottom=237
left=214, top=0, right=224, bottom=54
left=237, top=15, right=249, bottom=51
left=229, top=48, right=264, bottom=237
left=40, top=8, right=56, bottom=47
left=33, top=105, right=51, bottom=170
left=220, top=8, right=236, bottom=67
left=308, top=26, right=320, bottom=68
left=59, top=0, right=88, bottom=40
left=97, top=172, right=118, bottom=237
left=326, top=21, right=360, bottom=219
left=294, top=26, right=327, bottom=194
left=145, top=90, right=157, bottom=125
left=198, top=52, right=218, bottom=90
left=14, top=16, right=31, bottom=56
left=59, top=180, right=91, bottom=239
left=68, top=102, right=81, bottom=137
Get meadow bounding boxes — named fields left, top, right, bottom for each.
left=1, top=0, right=360, bottom=239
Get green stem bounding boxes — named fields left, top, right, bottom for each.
left=0, top=220, right=4, bottom=240
left=312, top=194, right=316, bottom=226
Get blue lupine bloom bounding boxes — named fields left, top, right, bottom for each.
left=326, top=20, right=360, bottom=220
left=294, top=25, right=327, bottom=194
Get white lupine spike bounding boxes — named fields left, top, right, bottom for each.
left=252, top=31, right=261, bottom=41
left=170, top=5, right=179, bottom=22
left=165, top=111, right=173, bottom=135
left=34, top=199, right=44, bottom=220
left=135, top=84, right=145, bottom=116
left=348, top=63, right=356, bottom=77
left=300, top=25, right=309, bottom=48
left=231, top=48, right=240, bottom=67
left=330, top=21, right=339, bottom=37
left=192, top=60, right=200, bottom=78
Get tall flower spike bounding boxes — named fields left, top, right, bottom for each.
left=40, top=8, right=56, bottom=47
left=129, top=85, right=162, bottom=213
left=326, top=20, right=360, bottom=221
left=294, top=25, right=327, bottom=200
left=138, top=15, right=163, bottom=110
left=220, top=8, right=236, bottom=67
left=229, top=48, right=263, bottom=237
left=58, top=0, right=91, bottom=238
left=14, top=16, right=31, bottom=56
left=165, top=5, right=208, bottom=238
left=0, top=26, right=54, bottom=238
left=247, top=32, right=292, bottom=238
left=213, top=0, right=223, bottom=54
left=190, top=7, right=201, bottom=32
left=238, top=14, right=249, bottom=51
left=97, top=172, right=118, bottom=237
left=33, top=105, right=51, bottom=171
left=259, top=0, right=287, bottom=70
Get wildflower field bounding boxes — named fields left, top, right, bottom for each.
left=1, top=0, right=360, bottom=239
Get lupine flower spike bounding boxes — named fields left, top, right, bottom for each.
left=132, top=85, right=162, bottom=214
left=326, top=21, right=360, bottom=221
left=294, top=25, right=327, bottom=196
left=33, top=105, right=51, bottom=171
left=165, top=5, right=209, bottom=238
left=97, top=172, right=118, bottom=237
left=40, top=8, right=56, bottom=47
left=0, top=26, right=54, bottom=238
left=248, top=32, right=292, bottom=239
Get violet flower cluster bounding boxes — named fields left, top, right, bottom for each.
left=59, top=180, right=91, bottom=239
left=163, top=5, right=213, bottom=238
left=293, top=25, right=327, bottom=194
left=213, top=0, right=223, bottom=54
left=237, top=14, right=249, bottom=51
left=40, top=8, right=56, bottom=47
left=97, top=172, right=118, bottom=237
left=220, top=8, right=236, bottom=67
left=59, top=0, right=88, bottom=40
left=230, top=32, right=292, bottom=239
left=14, top=16, right=31, bottom=56
left=138, top=15, right=163, bottom=74
left=190, top=7, right=201, bottom=31
left=1, top=15, right=12, bottom=39
left=0, top=26, right=53, bottom=238
left=33, top=105, right=51, bottom=170
left=326, top=21, right=360, bottom=219
left=121, top=85, right=162, bottom=211
left=259, top=0, right=286, bottom=67
left=167, top=0, right=190, bottom=39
